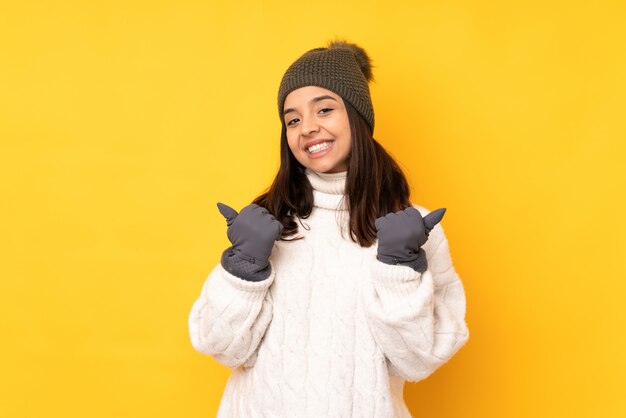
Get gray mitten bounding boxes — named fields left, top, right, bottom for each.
left=217, top=202, right=284, bottom=282
left=375, top=207, right=446, bottom=273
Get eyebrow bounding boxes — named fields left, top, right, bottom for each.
left=284, top=95, right=338, bottom=116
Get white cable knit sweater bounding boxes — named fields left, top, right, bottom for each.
left=188, top=168, right=469, bottom=418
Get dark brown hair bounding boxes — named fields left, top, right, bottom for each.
left=251, top=99, right=412, bottom=247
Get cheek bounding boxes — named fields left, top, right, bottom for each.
left=338, top=123, right=351, bottom=145
left=286, top=134, right=299, bottom=153
left=332, top=113, right=351, bottom=137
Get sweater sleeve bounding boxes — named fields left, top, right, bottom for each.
left=362, top=221, right=469, bottom=382
left=188, top=259, right=275, bottom=370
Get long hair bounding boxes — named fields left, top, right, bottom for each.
left=251, top=99, right=412, bottom=247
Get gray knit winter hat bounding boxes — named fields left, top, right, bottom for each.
left=277, top=39, right=375, bottom=133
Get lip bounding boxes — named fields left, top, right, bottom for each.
left=304, top=139, right=334, bottom=152
left=306, top=141, right=334, bottom=159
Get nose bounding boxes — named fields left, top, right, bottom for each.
left=300, top=116, right=319, bottom=136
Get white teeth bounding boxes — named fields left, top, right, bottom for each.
left=307, top=141, right=333, bottom=153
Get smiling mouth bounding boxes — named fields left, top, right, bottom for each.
left=306, top=140, right=334, bottom=153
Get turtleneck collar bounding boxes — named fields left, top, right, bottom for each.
left=304, top=168, right=348, bottom=211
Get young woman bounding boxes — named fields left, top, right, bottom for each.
left=188, top=39, right=469, bottom=417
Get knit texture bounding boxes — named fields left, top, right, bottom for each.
left=188, top=168, right=469, bottom=417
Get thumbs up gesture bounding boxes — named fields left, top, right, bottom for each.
left=375, top=207, right=446, bottom=273
left=217, top=202, right=284, bottom=269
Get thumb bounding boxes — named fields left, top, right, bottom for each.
left=217, top=202, right=238, bottom=227
left=423, top=208, right=446, bottom=235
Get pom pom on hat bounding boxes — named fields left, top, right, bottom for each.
left=326, top=38, right=375, bottom=83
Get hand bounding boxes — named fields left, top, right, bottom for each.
left=375, top=207, right=446, bottom=271
left=217, top=202, right=284, bottom=269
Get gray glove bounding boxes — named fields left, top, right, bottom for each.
left=217, top=202, right=284, bottom=282
left=375, top=207, right=446, bottom=273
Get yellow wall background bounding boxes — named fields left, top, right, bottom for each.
left=1, top=0, right=624, bottom=416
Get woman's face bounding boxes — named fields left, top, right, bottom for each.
left=283, top=86, right=352, bottom=173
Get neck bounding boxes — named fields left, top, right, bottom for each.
left=313, top=169, right=348, bottom=179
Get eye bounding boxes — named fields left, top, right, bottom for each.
left=286, top=108, right=332, bottom=126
